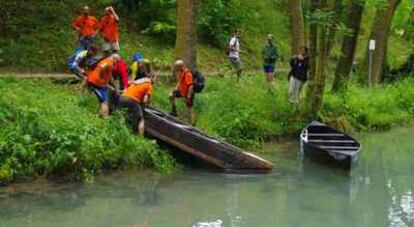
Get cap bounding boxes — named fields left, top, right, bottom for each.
left=174, top=59, right=184, bottom=67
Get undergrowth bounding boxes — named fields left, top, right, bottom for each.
left=0, top=78, right=174, bottom=184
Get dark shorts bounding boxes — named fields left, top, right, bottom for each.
left=229, top=57, right=242, bottom=71
left=263, top=65, right=275, bottom=73
left=88, top=84, right=109, bottom=103
left=118, top=96, right=144, bottom=130
left=172, top=90, right=194, bottom=107
left=77, top=36, right=94, bottom=51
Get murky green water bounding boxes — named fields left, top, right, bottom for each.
left=1, top=127, right=413, bottom=227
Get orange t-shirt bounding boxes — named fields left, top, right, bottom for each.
left=178, top=69, right=193, bottom=97
left=123, top=82, right=153, bottom=103
left=87, top=58, right=114, bottom=87
left=71, top=16, right=99, bottom=37
left=100, top=15, right=119, bottom=42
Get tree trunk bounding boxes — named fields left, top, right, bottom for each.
left=361, top=0, right=401, bottom=85
left=288, top=0, right=305, bottom=55
left=306, top=0, right=320, bottom=114
left=326, top=0, right=343, bottom=55
left=332, top=0, right=365, bottom=91
left=175, top=0, right=197, bottom=71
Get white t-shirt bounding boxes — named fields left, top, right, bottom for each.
left=229, top=37, right=240, bottom=58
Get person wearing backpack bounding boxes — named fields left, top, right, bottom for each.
left=262, top=34, right=279, bottom=92
left=169, top=60, right=196, bottom=125
left=228, top=29, right=243, bottom=82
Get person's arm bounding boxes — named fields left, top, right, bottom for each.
left=71, top=18, right=81, bottom=33
left=110, top=7, right=120, bottom=22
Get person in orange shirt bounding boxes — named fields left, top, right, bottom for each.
left=169, top=60, right=196, bottom=125
left=100, top=6, right=120, bottom=54
left=71, top=6, right=99, bottom=50
left=118, top=76, right=153, bottom=135
left=86, top=54, right=121, bottom=117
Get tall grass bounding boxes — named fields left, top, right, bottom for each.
left=0, top=78, right=174, bottom=184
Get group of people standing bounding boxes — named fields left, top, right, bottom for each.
left=68, top=5, right=197, bottom=135
left=227, top=30, right=310, bottom=104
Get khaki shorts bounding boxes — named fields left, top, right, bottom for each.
left=102, top=41, right=120, bottom=51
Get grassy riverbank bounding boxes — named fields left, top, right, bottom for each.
left=0, top=78, right=174, bottom=185
left=1, top=75, right=413, bottom=184
left=152, top=75, right=414, bottom=146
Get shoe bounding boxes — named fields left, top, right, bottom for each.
left=169, top=111, right=178, bottom=117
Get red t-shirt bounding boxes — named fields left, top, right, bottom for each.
left=113, top=59, right=129, bottom=89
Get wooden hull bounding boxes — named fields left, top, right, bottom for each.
left=144, top=106, right=274, bottom=172
left=300, top=121, right=361, bottom=169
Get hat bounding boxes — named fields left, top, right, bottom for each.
left=133, top=53, right=144, bottom=62
left=267, top=34, right=273, bottom=39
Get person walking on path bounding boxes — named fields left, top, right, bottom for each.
left=262, top=34, right=279, bottom=92
left=228, top=29, right=243, bottom=82
left=86, top=54, right=120, bottom=117
left=71, top=6, right=99, bottom=51
left=169, top=60, right=196, bottom=125
left=99, top=6, right=120, bottom=55
left=288, top=46, right=309, bottom=105
left=118, top=76, right=153, bottom=135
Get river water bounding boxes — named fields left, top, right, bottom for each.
left=1, top=127, right=413, bottom=227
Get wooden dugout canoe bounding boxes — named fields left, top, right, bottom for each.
left=300, top=121, right=362, bottom=169
left=143, top=106, right=274, bottom=173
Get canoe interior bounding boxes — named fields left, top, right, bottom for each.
left=302, top=122, right=361, bottom=155
left=144, top=106, right=274, bottom=172
left=300, top=121, right=362, bottom=169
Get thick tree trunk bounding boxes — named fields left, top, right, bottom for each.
left=361, top=0, right=401, bottom=85
left=288, top=0, right=305, bottom=55
left=175, top=0, right=197, bottom=70
left=332, top=0, right=365, bottom=91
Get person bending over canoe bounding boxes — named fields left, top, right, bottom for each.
left=68, top=46, right=98, bottom=79
left=169, top=60, right=196, bottom=125
left=86, top=54, right=120, bottom=117
left=118, top=76, right=153, bottom=135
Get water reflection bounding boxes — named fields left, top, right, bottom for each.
left=0, top=127, right=413, bottom=227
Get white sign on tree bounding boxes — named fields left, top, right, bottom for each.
left=369, top=39, right=376, bottom=51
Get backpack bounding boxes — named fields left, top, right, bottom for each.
left=192, top=70, right=205, bottom=93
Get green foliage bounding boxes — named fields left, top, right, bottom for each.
left=153, top=75, right=414, bottom=147
left=0, top=78, right=174, bottom=184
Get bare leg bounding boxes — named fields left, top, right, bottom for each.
left=189, top=106, right=196, bottom=125
left=100, top=102, right=109, bottom=117
left=138, top=119, right=145, bottom=136
left=169, top=92, right=178, bottom=116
